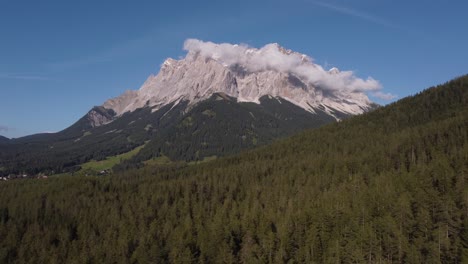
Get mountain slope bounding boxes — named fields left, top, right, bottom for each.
left=133, top=93, right=338, bottom=163
left=0, top=75, right=466, bottom=263
left=0, top=135, right=9, bottom=143
left=0, top=92, right=353, bottom=175
left=0, top=102, right=185, bottom=175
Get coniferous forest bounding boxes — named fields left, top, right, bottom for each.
left=0, top=76, right=467, bottom=263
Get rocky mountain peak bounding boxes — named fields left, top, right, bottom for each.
left=102, top=39, right=382, bottom=120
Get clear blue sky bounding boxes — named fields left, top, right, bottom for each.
left=1, top=0, right=467, bottom=138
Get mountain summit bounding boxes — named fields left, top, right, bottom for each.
left=103, top=39, right=381, bottom=120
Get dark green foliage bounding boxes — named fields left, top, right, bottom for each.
left=0, top=102, right=186, bottom=176
left=0, top=75, right=467, bottom=263
left=1, top=93, right=344, bottom=176
left=134, top=94, right=337, bottom=163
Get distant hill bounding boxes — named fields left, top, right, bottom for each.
left=0, top=135, right=9, bottom=142
left=0, top=75, right=466, bottom=263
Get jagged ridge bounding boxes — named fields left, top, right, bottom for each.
left=103, top=41, right=376, bottom=122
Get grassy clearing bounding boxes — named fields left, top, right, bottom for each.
left=143, top=155, right=172, bottom=166
left=81, top=144, right=146, bottom=171
left=188, top=155, right=217, bottom=165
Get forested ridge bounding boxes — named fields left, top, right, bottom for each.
left=0, top=75, right=467, bottom=263
left=0, top=94, right=339, bottom=176
left=0, top=102, right=184, bottom=176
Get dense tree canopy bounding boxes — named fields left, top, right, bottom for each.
left=0, top=75, right=467, bottom=263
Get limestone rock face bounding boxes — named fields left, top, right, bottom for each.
left=86, top=107, right=115, bottom=128
left=102, top=42, right=376, bottom=120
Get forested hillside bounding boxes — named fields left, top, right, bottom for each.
left=0, top=102, right=187, bottom=176
left=0, top=75, right=467, bottom=263
left=129, top=94, right=339, bottom=166
left=0, top=94, right=344, bottom=176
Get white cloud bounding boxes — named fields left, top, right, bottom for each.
left=183, top=39, right=394, bottom=99
left=41, top=131, right=56, bottom=134
left=372, top=91, right=397, bottom=100
left=0, top=125, right=10, bottom=132
left=308, top=1, right=398, bottom=30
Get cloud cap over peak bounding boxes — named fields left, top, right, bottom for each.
left=183, top=39, right=393, bottom=100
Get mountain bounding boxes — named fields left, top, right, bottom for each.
left=0, top=102, right=184, bottom=175
left=0, top=41, right=380, bottom=175
left=101, top=41, right=375, bottom=121
left=1, top=75, right=466, bottom=263
left=0, top=135, right=9, bottom=142
left=131, top=93, right=340, bottom=164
